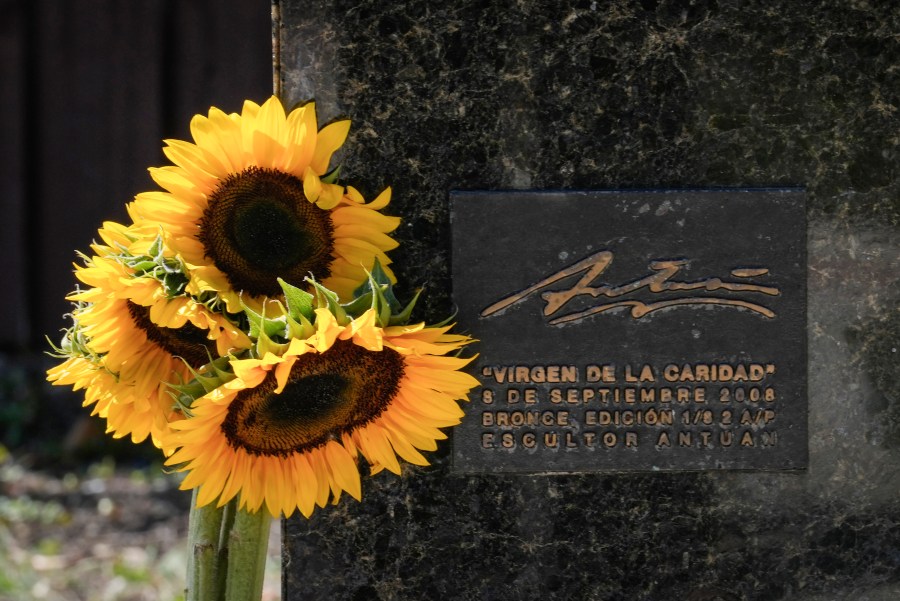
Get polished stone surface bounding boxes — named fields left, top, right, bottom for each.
left=276, top=1, right=899, bottom=598
left=450, top=189, right=808, bottom=474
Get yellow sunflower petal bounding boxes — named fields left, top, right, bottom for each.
left=357, top=425, right=402, bottom=475
left=163, top=138, right=226, bottom=182
left=252, top=96, right=288, bottom=168
left=364, top=187, right=392, bottom=210
left=315, top=182, right=345, bottom=210
left=308, top=450, right=333, bottom=508
left=292, top=454, right=318, bottom=518
left=282, top=103, right=317, bottom=175
left=310, top=119, right=350, bottom=175
left=325, top=441, right=362, bottom=501
left=302, top=166, right=322, bottom=202
left=311, top=308, right=342, bottom=352
left=381, top=421, right=430, bottom=466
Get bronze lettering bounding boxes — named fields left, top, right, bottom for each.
left=481, top=250, right=780, bottom=323
left=586, top=364, right=616, bottom=383
left=665, top=363, right=772, bottom=383
left=485, top=364, right=579, bottom=384
left=483, top=410, right=573, bottom=429
left=657, top=431, right=671, bottom=447
left=477, top=362, right=781, bottom=463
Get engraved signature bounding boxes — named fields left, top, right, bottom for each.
left=480, top=250, right=780, bottom=324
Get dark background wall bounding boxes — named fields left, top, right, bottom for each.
left=277, top=1, right=900, bottom=599
left=0, top=0, right=272, bottom=454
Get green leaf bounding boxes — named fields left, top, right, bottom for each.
left=241, top=300, right=287, bottom=339
left=147, top=235, right=163, bottom=258
left=307, top=278, right=349, bottom=325
left=432, top=307, right=459, bottom=328
left=241, top=300, right=265, bottom=339
left=168, top=356, right=238, bottom=412
left=320, top=165, right=341, bottom=184
left=129, top=260, right=157, bottom=274
left=388, top=288, right=422, bottom=326
left=365, top=274, right=392, bottom=327
left=285, top=312, right=315, bottom=340
left=257, top=329, right=289, bottom=357
left=353, top=258, right=400, bottom=311
left=342, top=290, right=375, bottom=317
left=278, top=278, right=315, bottom=321
left=161, top=272, right=189, bottom=297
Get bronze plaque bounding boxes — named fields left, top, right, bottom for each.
left=450, top=190, right=807, bottom=473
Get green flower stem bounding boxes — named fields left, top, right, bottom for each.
left=186, top=489, right=225, bottom=601
left=224, top=506, right=273, bottom=601
left=216, top=498, right=238, bottom=596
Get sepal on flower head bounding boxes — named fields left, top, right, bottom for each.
left=343, top=259, right=422, bottom=327
left=239, top=297, right=295, bottom=358
left=320, top=166, right=341, bottom=185
left=86, top=225, right=221, bottom=309
left=278, top=277, right=315, bottom=322
left=307, top=279, right=351, bottom=325
left=352, top=258, right=400, bottom=310
left=47, top=303, right=97, bottom=362
left=109, top=234, right=191, bottom=299
left=169, top=355, right=238, bottom=414
left=263, top=267, right=418, bottom=353
left=259, top=259, right=422, bottom=334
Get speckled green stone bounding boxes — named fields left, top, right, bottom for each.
left=277, top=1, right=900, bottom=599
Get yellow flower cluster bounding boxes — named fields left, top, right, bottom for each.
left=48, top=97, right=477, bottom=518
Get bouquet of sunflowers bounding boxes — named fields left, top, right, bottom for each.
left=47, top=97, right=477, bottom=601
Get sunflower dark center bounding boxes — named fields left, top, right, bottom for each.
left=221, top=340, right=406, bottom=456
left=126, top=302, right=216, bottom=367
left=199, top=167, right=335, bottom=297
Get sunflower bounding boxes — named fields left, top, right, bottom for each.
left=47, top=355, right=134, bottom=437
left=48, top=230, right=252, bottom=446
left=164, top=306, right=478, bottom=518
left=127, top=96, right=400, bottom=312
